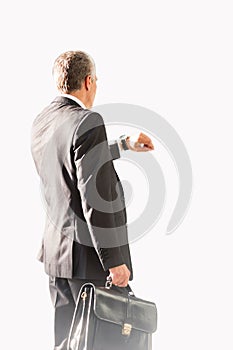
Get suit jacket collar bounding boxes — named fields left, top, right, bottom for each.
left=52, top=96, right=83, bottom=108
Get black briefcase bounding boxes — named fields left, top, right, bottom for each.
left=67, top=280, right=157, bottom=350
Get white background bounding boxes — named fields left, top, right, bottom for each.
left=1, top=1, right=233, bottom=349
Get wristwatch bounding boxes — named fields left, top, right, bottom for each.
left=119, top=134, right=129, bottom=151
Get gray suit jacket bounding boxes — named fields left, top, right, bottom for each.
left=31, top=96, right=133, bottom=280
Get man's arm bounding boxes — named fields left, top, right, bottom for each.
left=108, top=141, right=121, bottom=160
left=72, top=112, right=130, bottom=285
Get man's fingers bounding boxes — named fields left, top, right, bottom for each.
left=134, top=133, right=154, bottom=151
left=114, top=280, right=128, bottom=287
left=112, top=278, right=128, bottom=287
left=145, top=144, right=154, bottom=150
left=109, top=264, right=130, bottom=287
left=135, top=144, right=154, bottom=152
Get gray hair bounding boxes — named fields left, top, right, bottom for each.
left=52, top=50, right=96, bottom=93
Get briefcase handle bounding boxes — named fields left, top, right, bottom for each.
left=105, top=276, right=135, bottom=296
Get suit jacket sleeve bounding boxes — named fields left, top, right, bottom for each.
left=108, top=141, right=121, bottom=160
left=72, top=112, right=127, bottom=271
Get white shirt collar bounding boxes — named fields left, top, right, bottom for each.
left=60, top=94, right=87, bottom=109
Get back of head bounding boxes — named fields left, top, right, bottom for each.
left=52, top=50, right=95, bottom=94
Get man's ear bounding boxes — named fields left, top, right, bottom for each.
left=84, top=75, right=92, bottom=91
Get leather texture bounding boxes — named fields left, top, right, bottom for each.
left=67, top=283, right=157, bottom=350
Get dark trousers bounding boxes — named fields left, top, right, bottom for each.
left=49, top=277, right=107, bottom=350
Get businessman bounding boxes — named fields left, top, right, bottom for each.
left=31, top=50, right=154, bottom=350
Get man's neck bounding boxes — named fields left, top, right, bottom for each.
left=69, top=90, right=89, bottom=109
left=60, top=93, right=86, bottom=109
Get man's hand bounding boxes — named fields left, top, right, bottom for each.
left=109, top=264, right=131, bottom=287
left=126, top=132, right=154, bottom=152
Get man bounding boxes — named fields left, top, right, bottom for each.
left=31, top=50, right=154, bottom=350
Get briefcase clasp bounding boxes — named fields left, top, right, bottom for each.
left=122, top=323, right=132, bottom=336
